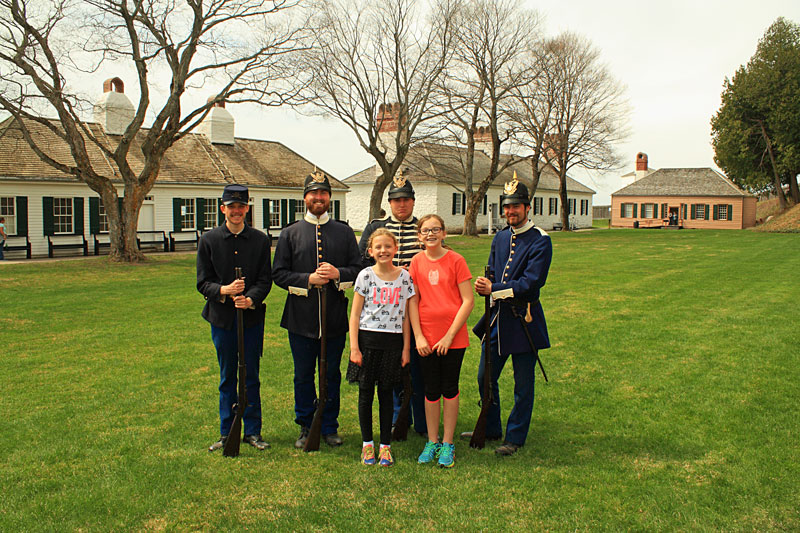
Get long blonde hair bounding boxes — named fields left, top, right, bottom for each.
left=367, top=227, right=398, bottom=250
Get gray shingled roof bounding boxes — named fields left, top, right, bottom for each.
left=0, top=116, right=347, bottom=190
left=612, top=168, right=751, bottom=197
left=344, top=141, right=595, bottom=194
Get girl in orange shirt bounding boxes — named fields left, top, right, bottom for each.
left=409, top=214, right=474, bottom=468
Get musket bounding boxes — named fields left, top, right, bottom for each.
left=510, top=304, right=548, bottom=383
left=303, top=285, right=328, bottom=452
left=391, top=366, right=412, bottom=441
left=470, top=266, right=496, bottom=450
left=223, top=267, right=247, bottom=457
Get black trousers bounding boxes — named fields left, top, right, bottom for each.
left=358, top=384, right=394, bottom=445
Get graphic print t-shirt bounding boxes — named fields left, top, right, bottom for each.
left=354, top=267, right=415, bottom=333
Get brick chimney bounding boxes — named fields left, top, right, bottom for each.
left=199, top=97, right=235, bottom=145
left=376, top=103, right=407, bottom=172
left=635, top=152, right=650, bottom=181
left=93, top=77, right=134, bottom=135
left=473, top=126, right=493, bottom=157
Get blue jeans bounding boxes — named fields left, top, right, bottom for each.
left=211, top=320, right=264, bottom=437
left=392, top=347, right=427, bottom=434
left=288, top=332, right=345, bottom=435
left=477, top=331, right=537, bottom=446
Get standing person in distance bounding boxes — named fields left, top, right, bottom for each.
left=347, top=228, right=415, bottom=466
left=0, top=216, right=6, bottom=260
left=409, top=214, right=474, bottom=468
left=358, top=171, right=426, bottom=437
left=465, top=173, right=552, bottom=456
left=272, top=170, right=363, bottom=449
left=197, top=184, right=272, bottom=452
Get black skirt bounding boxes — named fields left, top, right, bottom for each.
left=346, top=330, right=403, bottom=387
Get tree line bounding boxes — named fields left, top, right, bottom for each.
left=0, top=0, right=628, bottom=262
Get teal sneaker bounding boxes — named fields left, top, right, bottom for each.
left=417, top=441, right=441, bottom=464
left=438, top=442, right=455, bottom=468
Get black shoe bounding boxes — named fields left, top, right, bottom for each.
left=323, top=433, right=343, bottom=447
left=295, top=427, right=310, bottom=449
left=494, top=441, right=521, bottom=456
left=244, top=434, right=270, bottom=450
left=460, top=431, right=502, bottom=441
left=208, top=435, right=227, bottom=452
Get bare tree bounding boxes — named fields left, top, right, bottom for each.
left=299, top=0, right=457, bottom=220
left=432, top=0, right=539, bottom=236
left=543, top=32, right=630, bottom=231
left=0, top=0, right=305, bottom=261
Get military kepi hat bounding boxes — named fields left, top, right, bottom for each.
left=387, top=169, right=415, bottom=200
left=304, top=169, right=332, bottom=196
left=222, top=184, right=249, bottom=205
left=500, top=171, right=530, bottom=206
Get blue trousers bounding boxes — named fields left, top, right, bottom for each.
left=477, top=330, right=537, bottom=446
left=392, top=347, right=427, bottom=434
left=211, top=319, right=263, bottom=437
left=288, top=332, right=345, bottom=435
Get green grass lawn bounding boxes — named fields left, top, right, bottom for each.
left=1, top=229, right=798, bottom=531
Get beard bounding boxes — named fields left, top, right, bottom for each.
left=306, top=199, right=330, bottom=217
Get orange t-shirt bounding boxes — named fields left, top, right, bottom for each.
left=409, top=250, right=472, bottom=349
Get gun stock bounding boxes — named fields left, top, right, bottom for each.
left=224, top=267, right=247, bottom=457
left=470, top=266, right=494, bottom=450
left=304, top=286, right=328, bottom=452
left=391, top=366, right=412, bottom=441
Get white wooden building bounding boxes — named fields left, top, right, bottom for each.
left=0, top=79, right=348, bottom=259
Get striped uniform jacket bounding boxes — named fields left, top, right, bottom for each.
left=358, top=215, right=422, bottom=269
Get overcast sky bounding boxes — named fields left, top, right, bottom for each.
left=232, top=0, right=800, bottom=205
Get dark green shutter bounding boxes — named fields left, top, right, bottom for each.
left=288, top=199, right=296, bottom=223
left=705, top=204, right=710, bottom=220
left=691, top=204, right=696, bottom=220
left=727, top=204, right=733, bottom=221
left=173, top=198, right=182, bottom=231
left=713, top=205, right=719, bottom=220
left=482, top=195, right=487, bottom=215
left=73, top=197, right=84, bottom=235
left=334, top=200, right=340, bottom=220
left=280, top=199, right=288, bottom=227
left=263, top=198, right=271, bottom=228
left=461, top=193, right=466, bottom=215
left=217, top=199, right=224, bottom=225
left=620, top=203, right=625, bottom=217
left=43, top=197, right=54, bottom=236
left=196, top=198, right=205, bottom=230
left=16, top=196, right=28, bottom=236
left=89, top=197, right=100, bottom=234
left=452, top=193, right=457, bottom=215
left=632, top=203, right=637, bottom=218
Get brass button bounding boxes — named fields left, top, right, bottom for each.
left=234, top=251, right=238, bottom=255
left=318, top=254, right=323, bottom=259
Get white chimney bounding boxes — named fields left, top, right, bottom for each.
left=199, top=98, right=235, bottom=145
left=93, top=77, right=134, bottom=135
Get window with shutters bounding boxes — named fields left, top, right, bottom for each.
left=548, top=197, right=557, bottom=215
left=269, top=199, right=281, bottom=228
left=642, top=203, right=654, bottom=218
left=568, top=198, right=576, bottom=214
left=295, top=200, right=305, bottom=220
left=622, top=203, right=634, bottom=218
left=0, top=196, right=16, bottom=234
left=98, top=198, right=109, bottom=232
left=580, top=199, right=588, bottom=216
left=203, top=198, right=217, bottom=230
left=533, top=197, right=542, bottom=215
left=453, top=194, right=463, bottom=215
left=180, top=198, right=195, bottom=230
left=717, top=204, right=727, bottom=220
left=53, top=197, right=73, bottom=234
left=694, top=204, right=705, bottom=220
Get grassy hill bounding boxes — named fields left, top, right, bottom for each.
left=755, top=200, right=800, bottom=232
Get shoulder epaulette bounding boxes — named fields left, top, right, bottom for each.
left=535, top=227, right=549, bottom=237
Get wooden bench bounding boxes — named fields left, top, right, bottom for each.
left=4, top=235, right=32, bottom=259
left=552, top=222, right=563, bottom=231
left=169, top=230, right=200, bottom=252
left=137, top=230, right=169, bottom=252
left=48, top=235, right=88, bottom=257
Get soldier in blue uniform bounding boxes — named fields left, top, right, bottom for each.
left=273, top=170, right=363, bottom=448
left=358, top=171, right=426, bottom=437
left=197, top=184, right=272, bottom=452
left=464, top=174, right=552, bottom=456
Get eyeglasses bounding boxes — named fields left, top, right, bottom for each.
left=419, top=227, right=442, bottom=235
